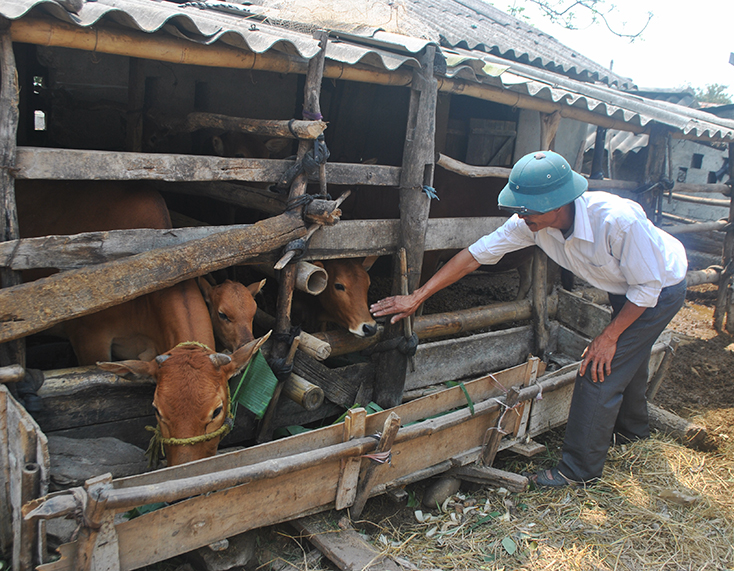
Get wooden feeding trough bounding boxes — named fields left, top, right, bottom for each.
left=5, top=289, right=681, bottom=571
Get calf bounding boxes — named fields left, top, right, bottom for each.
left=98, top=334, right=269, bottom=465
left=199, top=277, right=267, bottom=352
left=312, top=258, right=378, bottom=337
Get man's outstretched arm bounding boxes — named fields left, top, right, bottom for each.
left=370, top=248, right=481, bottom=324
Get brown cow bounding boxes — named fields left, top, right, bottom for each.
left=98, top=333, right=269, bottom=465
left=17, top=181, right=265, bottom=465
left=312, top=258, right=378, bottom=337
left=338, top=166, right=538, bottom=299
left=199, top=277, right=266, bottom=352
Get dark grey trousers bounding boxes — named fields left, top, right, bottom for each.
left=557, top=279, right=686, bottom=483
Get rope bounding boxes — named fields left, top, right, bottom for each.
left=275, top=135, right=330, bottom=191
left=269, top=327, right=301, bottom=381
left=144, top=368, right=233, bottom=468
left=361, top=332, right=419, bottom=357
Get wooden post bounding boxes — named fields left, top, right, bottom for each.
left=0, top=25, right=25, bottom=370
left=540, top=111, right=561, bottom=151
left=531, top=248, right=550, bottom=358
left=259, top=31, right=327, bottom=443
left=335, top=407, right=366, bottom=510
left=374, top=46, right=437, bottom=408
left=350, top=411, right=400, bottom=518
left=126, top=57, right=144, bottom=153
left=642, top=124, right=670, bottom=220
left=714, top=143, right=734, bottom=332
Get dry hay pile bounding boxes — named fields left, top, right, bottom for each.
left=352, top=433, right=734, bottom=571
left=261, top=431, right=734, bottom=571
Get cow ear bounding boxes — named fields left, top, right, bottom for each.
left=264, top=138, right=290, bottom=156
left=229, top=331, right=272, bottom=373
left=247, top=279, right=266, bottom=297
left=312, top=261, right=325, bottom=269
left=198, top=276, right=213, bottom=303
left=209, top=353, right=232, bottom=368
left=362, top=255, right=379, bottom=271
left=97, top=359, right=158, bottom=381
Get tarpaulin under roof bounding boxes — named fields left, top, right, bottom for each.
left=3, top=0, right=734, bottom=142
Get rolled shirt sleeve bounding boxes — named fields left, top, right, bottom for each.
left=468, top=215, right=536, bottom=265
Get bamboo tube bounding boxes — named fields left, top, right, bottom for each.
left=686, top=267, right=721, bottom=286
left=255, top=309, right=331, bottom=361
left=20, top=462, right=41, bottom=571
left=282, top=373, right=324, bottom=411
left=254, top=260, right=328, bottom=296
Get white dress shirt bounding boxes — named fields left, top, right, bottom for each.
left=468, top=191, right=688, bottom=307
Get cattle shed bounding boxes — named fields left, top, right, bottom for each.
left=1, top=1, right=734, bottom=569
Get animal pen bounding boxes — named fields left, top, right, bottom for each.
left=1, top=1, right=734, bottom=569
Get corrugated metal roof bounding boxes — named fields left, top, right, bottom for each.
left=401, top=0, right=635, bottom=89
left=1, top=0, right=425, bottom=71
left=442, top=48, right=734, bottom=142
left=3, top=0, right=734, bottom=142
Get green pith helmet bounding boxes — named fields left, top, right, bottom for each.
left=498, top=151, right=588, bottom=214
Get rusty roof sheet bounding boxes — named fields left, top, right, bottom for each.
left=401, top=0, right=635, bottom=89
left=442, top=49, right=734, bottom=142
left=3, top=0, right=734, bottom=142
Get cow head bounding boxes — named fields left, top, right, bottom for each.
left=199, top=277, right=265, bottom=353
left=98, top=333, right=270, bottom=466
left=314, top=258, right=378, bottom=338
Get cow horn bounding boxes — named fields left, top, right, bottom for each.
left=210, top=353, right=232, bottom=368
left=155, top=354, right=170, bottom=366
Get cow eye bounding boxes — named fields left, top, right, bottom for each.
left=152, top=404, right=161, bottom=418
left=212, top=406, right=223, bottom=419
left=334, top=283, right=346, bottom=292
left=218, top=311, right=231, bottom=322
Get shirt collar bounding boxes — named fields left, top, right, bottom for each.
left=569, top=193, right=594, bottom=243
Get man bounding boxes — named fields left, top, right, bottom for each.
left=370, top=150, right=687, bottom=487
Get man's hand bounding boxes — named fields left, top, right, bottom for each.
left=370, top=294, right=420, bottom=324
left=579, top=332, right=617, bottom=382
left=578, top=299, right=646, bottom=383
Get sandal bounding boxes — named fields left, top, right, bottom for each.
left=531, top=466, right=577, bottom=488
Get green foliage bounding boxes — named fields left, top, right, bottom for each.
left=693, top=84, right=733, bottom=105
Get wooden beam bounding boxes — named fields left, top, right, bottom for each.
left=0, top=27, right=25, bottom=370
left=0, top=213, right=306, bottom=343
left=14, top=147, right=402, bottom=186
left=715, top=142, right=734, bottom=332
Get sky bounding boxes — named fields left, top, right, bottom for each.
left=493, top=0, right=734, bottom=97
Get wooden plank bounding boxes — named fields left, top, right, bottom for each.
left=405, top=326, right=534, bottom=390
left=0, top=216, right=507, bottom=273
left=292, top=514, right=403, bottom=571
left=293, top=353, right=372, bottom=408
left=556, top=325, right=591, bottom=361
left=0, top=388, right=11, bottom=558
left=113, top=361, right=533, bottom=489
left=14, top=147, right=401, bottom=186
left=556, top=289, right=612, bottom=339
left=0, top=212, right=306, bottom=343
left=335, top=408, right=366, bottom=510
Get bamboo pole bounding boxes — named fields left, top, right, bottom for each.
left=531, top=248, right=550, bottom=358
left=11, top=18, right=697, bottom=140
left=670, top=193, right=731, bottom=208
left=313, top=294, right=559, bottom=357
left=664, top=219, right=728, bottom=234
